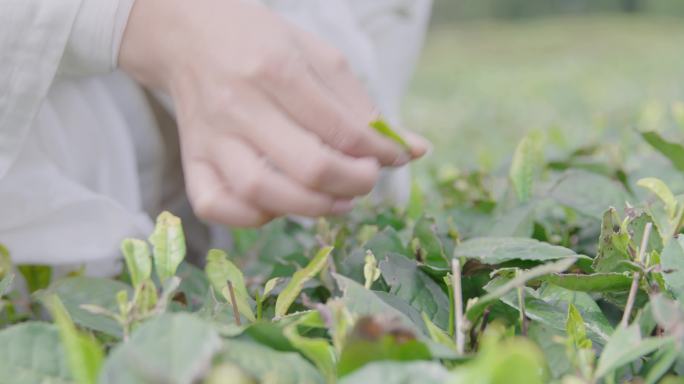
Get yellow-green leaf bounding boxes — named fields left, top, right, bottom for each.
left=205, top=249, right=255, bottom=322
left=44, top=295, right=103, bottom=384
left=275, top=247, right=332, bottom=317
left=637, top=177, right=678, bottom=219
left=148, top=212, right=186, bottom=284
left=120, top=239, right=151, bottom=288
left=370, top=119, right=409, bottom=149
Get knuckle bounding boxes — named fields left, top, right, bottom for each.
left=250, top=50, right=303, bottom=85
left=324, top=49, right=350, bottom=73
left=301, top=154, right=331, bottom=188
left=234, top=167, right=265, bottom=199
left=190, top=193, right=216, bottom=222
left=335, top=128, right=364, bottom=155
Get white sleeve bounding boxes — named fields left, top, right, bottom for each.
left=0, top=0, right=135, bottom=179
left=346, top=0, right=433, bottom=122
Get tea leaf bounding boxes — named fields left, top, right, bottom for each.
left=369, top=119, right=409, bottom=149
left=149, top=211, right=186, bottom=284
left=595, top=324, right=674, bottom=379
left=509, top=132, right=543, bottom=203
left=638, top=177, right=678, bottom=219
left=642, top=131, right=684, bottom=173
left=44, top=295, right=103, bottom=384
left=453, top=237, right=577, bottom=264
left=0, top=322, right=74, bottom=383
left=101, top=313, right=222, bottom=384
left=48, top=276, right=132, bottom=337
left=205, top=249, right=255, bottom=322
left=566, top=304, right=592, bottom=349
left=542, top=272, right=633, bottom=292
left=18, top=264, right=51, bottom=293
left=275, top=246, right=332, bottom=317
left=660, top=235, right=684, bottom=300
left=121, top=239, right=151, bottom=288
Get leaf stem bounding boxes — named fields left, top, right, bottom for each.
left=517, top=269, right=527, bottom=336
left=227, top=280, right=241, bottom=326
left=451, top=258, right=465, bottom=354
left=620, top=222, right=652, bottom=327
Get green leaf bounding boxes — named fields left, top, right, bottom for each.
left=334, top=274, right=424, bottom=335
left=642, top=130, right=684, bottom=173
left=549, top=170, right=628, bottom=220
left=148, top=211, right=186, bottom=284
left=421, top=312, right=457, bottom=350
left=379, top=253, right=450, bottom=329
left=642, top=340, right=679, bottom=384
left=275, top=246, right=332, bottom=318
left=339, top=361, right=449, bottom=384
left=48, top=276, right=132, bottom=337
left=205, top=249, right=255, bottom=322
left=497, top=283, right=613, bottom=345
left=660, top=235, right=684, bottom=300
left=592, top=208, right=632, bottom=273
left=44, top=295, right=103, bottom=384
left=542, top=272, right=633, bottom=292
left=0, top=273, right=14, bottom=296
left=18, top=265, right=52, bottom=293
left=365, top=228, right=407, bottom=258
left=0, top=243, right=11, bottom=278
left=205, top=363, right=256, bottom=384
left=363, top=251, right=381, bottom=289
left=528, top=323, right=573, bottom=379
left=595, top=324, right=674, bottom=379
left=216, top=338, right=323, bottom=384
left=465, top=258, right=576, bottom=322
left=100, top=313, right=222, bottom=384
left=638, top=177, right=679, bottom=219
left=566, top=304, right=592, bottom=349
left=453, top=237, right=577, bottom=264
left=369, top=119, right=409, bottom=149
left=509, top=132, right=543, bottom=203
left=337, top=318, right=431, bottom=376
left=413, top=216, right=449, bottom=268
left=263, top=277, right=281, bottom=298
left=405, top=180, right=425, bottom=222
left=120, top=239, right=151, bottom=288
left=0, top=322, right=74, bottom=383
left=450, top=332, right=547, bottom=384
left=283, top=323, right=336, bottom=381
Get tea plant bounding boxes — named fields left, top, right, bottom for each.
left=2, top=122, right=684, bottom=383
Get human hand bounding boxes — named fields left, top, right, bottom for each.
left=119, top=0, right=429, bottom=226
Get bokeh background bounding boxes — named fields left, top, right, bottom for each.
left=404, top=0, right=684, bottom=170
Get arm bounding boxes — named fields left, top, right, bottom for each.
left=119, top=0, right=430, bottom=227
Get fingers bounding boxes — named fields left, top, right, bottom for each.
left=257, top=51, right=410, bottom=167
left=208, top=136, right=354, bottom=216
left=292, top=29, right=431, bottom=161
left=184, top=159, right=274, bottom=227
left=228, top=95, right=381, bottom=198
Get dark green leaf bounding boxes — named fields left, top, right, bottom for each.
left=453, top=237, right=577, bottom=264
left=641, top=131, right=684, bottom=173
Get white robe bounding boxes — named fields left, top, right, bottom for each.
left=0, top=0, right=432, bottom=270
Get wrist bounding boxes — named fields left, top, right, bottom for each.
left=118, top=0, right=184, bottom=89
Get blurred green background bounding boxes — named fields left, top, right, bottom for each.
left=404, top=0, right=684, bottom=170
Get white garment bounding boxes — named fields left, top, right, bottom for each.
left=0, top=0, right=432, bottom=267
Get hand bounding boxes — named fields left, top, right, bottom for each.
left=119, top=0, right=429, bottom=227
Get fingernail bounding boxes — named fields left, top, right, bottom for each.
left=404, top=132, right=432, bottom=158
left=392, top=152, right=412, bottom=167
left=331, top=200, right=354, bottom=215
